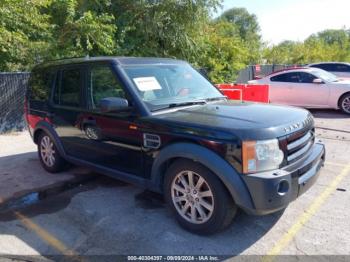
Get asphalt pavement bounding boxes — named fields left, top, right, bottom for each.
left=0, top=109, right=349, bottom=260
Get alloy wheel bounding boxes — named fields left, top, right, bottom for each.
left=171, top=170, right=214, bottom=224
left=342, top=96, right=350, bottom=113
left=40, top=136, right=56, bottom=167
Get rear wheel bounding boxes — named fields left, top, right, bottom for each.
left=339, top=93, right=350, bottom=114
left=164, top=159, right=237, bottom=235
left=38, top=133, right=67, bottom=173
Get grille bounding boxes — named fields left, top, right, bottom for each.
left=143, top=133, right=161, bottom=149
left=285, top=128, right=315, bottom=164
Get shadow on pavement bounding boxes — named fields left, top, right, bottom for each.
left=0, top=150, right=284, bottom=256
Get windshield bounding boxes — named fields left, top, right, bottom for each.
left=121, top=63, right=224, bottom=111
left=311, top=69, right=338, bottom=82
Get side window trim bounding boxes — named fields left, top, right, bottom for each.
left=52, top=70, right=61, bottom=105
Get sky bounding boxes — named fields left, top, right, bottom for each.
left=218, top=0, right=350, bottom=45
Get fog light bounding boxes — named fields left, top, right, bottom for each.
left=277, top=180, right=289, bottom=195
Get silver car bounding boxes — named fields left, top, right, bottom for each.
left=308, top=62, right=350, bottom=80
left=249, top=67, right=350, bottom=114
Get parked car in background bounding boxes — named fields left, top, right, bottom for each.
left=307, top=62, right=350, bottom=79
left=249, top=67, right=350, bottom=114
left=26, top=57, right=325, bottom=234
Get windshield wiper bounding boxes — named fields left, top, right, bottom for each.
left=151, top=99, right=208, bottom=112
left=205, top=96, right=227, bottom=102
left=168, top=100, right=207, bottom=108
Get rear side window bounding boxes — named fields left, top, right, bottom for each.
left=54, top=68, right=83, bottom=107
left=29, top=69, right=54, bottom=102
left=299, top=72, right=316, bottom=83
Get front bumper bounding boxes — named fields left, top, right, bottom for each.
left=240, top=141, right=325, bottom=215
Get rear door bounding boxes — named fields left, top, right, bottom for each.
left=269, top=72, right=300, bottom=105
left=51, top=66, right=88, bottom=158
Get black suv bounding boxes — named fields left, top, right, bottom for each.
left=26, top=57, right=325, bottom=234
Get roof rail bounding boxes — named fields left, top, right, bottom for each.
left=45, top=55, right=90, bottom=62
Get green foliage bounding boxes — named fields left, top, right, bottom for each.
left=46, top=0, right=117, bottom=58
left=1, top=1, right=350, bottom=82
left=110, top=0, right=221, bottom=61
left=264, top=29, right=350, bottom=65
left=217, top=7, right=262, bottom=64
left=197, top=21, right=249, bottom=83
left=0, top=0, right=52, bottom=71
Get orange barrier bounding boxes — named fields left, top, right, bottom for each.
left=216, top=84, right=269, bottom=103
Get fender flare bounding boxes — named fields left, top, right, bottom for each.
left=150, top=142, right=255, bottom=210
left=33, top=121, right=67, bottom=158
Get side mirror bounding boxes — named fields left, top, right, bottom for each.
left=313, top=78, right=324, bottom=84
left=99, top=97, right=129, bottom=113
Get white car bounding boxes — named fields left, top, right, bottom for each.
left=249, top=67, right=350, bottom=114
left=308, top=62, right=350, bottom=79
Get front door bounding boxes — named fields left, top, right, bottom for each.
left=286, top=72, right=330, bottom=107
left=78, top=63, right=144, bottom=176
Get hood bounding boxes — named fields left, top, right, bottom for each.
left=151, top=100, right=313, bottom=141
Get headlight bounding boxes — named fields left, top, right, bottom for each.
left=242, top=139, right=284, bottom=174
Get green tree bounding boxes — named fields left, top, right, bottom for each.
left=46, top=0, right=117, bottom=58
left=0, top=0, right=52, bottom=71
left=217, top=7, right=262, bottom=63
left=264, top=28, right=350, bottom=65
left=109, top=0, right=221, bottom=62
left=197, top=21, right=249, bottom=83
left=218, top=7, right=260, bottom=41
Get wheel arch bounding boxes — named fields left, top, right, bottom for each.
left=338, top=91, right=350, bottom=107
left=33, top=121, right=66, bottom=158
left=150, top=142, right=255, bottom=210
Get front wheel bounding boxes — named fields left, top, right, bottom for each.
left=164, top=159, right=237, bottom=235
left=339, top=93, right=350, bottom=114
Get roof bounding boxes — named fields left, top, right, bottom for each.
left=264, top=67, right=329, bottom=78
left=266, top=67, right=309, bottom=76
left=34, top=56, right=186, bottom=69
left=308, top=62, right=350, bottom=66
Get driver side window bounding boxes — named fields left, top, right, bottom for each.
left=90, top=65, right=127, bottom=109
left=299, top=72, right=316, bottom=83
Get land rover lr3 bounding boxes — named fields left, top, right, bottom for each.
left=26, top=57, right=325, bottom=234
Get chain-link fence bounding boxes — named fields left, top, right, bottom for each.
left=0, top=73, right=30, bottom=133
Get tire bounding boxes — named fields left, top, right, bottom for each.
left=339, top=93, right=350, bottom=114
left=164, top=159, right=237, bottom=235
left=38, top=133, right=67, bottom=173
